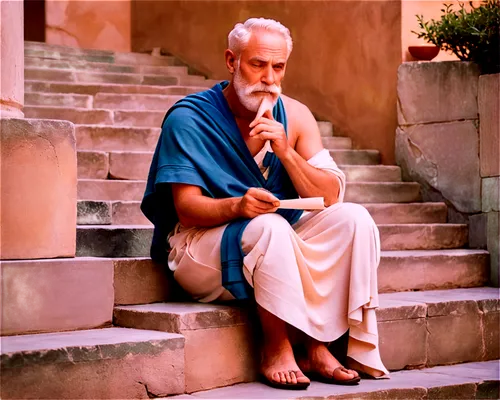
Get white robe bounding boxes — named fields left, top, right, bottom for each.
left=167, top=147, right=389, bottom=377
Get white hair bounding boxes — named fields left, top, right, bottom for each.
left=228, top=18, right=293, bottom=59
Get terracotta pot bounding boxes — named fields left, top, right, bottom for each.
left=408, top=46, right=440, bottom=61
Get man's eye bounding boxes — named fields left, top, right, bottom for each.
left=274, top=65, right=284, bottom=70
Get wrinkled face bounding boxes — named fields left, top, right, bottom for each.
left=233, top=30, right=288, bottom=112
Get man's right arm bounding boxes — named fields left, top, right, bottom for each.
left=171, top=183, right=281, bottom=229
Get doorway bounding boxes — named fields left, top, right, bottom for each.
left=24, top=0, right=45, bottom=42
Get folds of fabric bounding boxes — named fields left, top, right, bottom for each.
left=166, top=150, right=388, bottom=376
left=140, top=81, right=302, bottom=299
left=240, top=203, right=389, bottom=377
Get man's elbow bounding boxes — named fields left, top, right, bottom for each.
left=324, top=177, right=341, bottom=207
left=175, top=207, right=197, bottom=229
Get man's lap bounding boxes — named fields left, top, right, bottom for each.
left=167, top=203, right=373, bottom=302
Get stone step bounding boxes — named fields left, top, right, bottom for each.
left=25, top=57, right=190, bottom=76
left=94, top=93, right=184, bottom=111
left=109, top=51, right=185, bottom=67
left=321, top=136, right=352, bottom=150
left=25, top=106, right=114, bottom=125
left=340, top=165, right=402, bottom=182
left=24, top=41, right=184, bottom=66
left=1, top=258, right=114, bottom=335
left=25, top=41, right=183, bottom=66
left=25, top=106, right=340, bottom=135
left=25, top=67, right=183, bottom=87
left=317, top=121, right=333, bottom=136
left=378, top=223, right=468, bottom=250
left=25, top=92, right=94, bottom=108
left=24, top=106, right=171, bottom=127
left=345, top=182, right=421, bottom=203
left=1, top=327, right=185, bottom=399
left=25, top=80, right=208, bottom=96
left=76, top=126, right=161, bottom=152
left=76, top=223, right=468, bottom=257
left=24, top=48, right=114, bottom=63
left=77, top=151, right=400, bottom=182
left=77, top=179, right=421, bottom=203
left=330, top=149, right=381, bottom=165
left=77, top=150, right=109, bottom=179
left=77, top=200, right=447, bottom=226
left=78, top=179, right=146, bottom=201
left=364, top=203, right=447, bottom=224
left=78, top=200, right=152, bottom=225
left=112, top=250, right=489, bottom=306
left=24, top=67, right=174, bottom=86
left=113, top=287, right=499, bottom=392
left=174, top=361, right=499, bottom=399
left=25, top=40, right=115, bottom=56
left=76, top=225, right=153, bottom=257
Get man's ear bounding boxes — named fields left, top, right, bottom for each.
left=225, top=49, right=237, bottom=74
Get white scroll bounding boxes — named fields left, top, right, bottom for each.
left=278, top=197, right=325, bottom=210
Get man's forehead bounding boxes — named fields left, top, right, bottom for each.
left=241, top=30, right=288, bottom=60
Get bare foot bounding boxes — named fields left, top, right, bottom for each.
left=298, top=342, right=359, bottom=382
left=260, top=342, right=310, bottom=385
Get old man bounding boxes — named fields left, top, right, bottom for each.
left=141, top=17, right=388, bottom=389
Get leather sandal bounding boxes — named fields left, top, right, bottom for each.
left=259, top=371, right=310, bottom=390
left=307, top=366, right=360, bottom=385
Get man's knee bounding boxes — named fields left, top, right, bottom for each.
left=241, top=213, right=293, bottom=253
left=326, top=202, right=376, bottom=230
left=247, top=213, right=292, bottom=237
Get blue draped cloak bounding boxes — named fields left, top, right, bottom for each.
left=141, top=81, right=303, bottom=300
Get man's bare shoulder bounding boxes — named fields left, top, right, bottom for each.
left=281, top=94, right=312, bottom=118
left=281, top=94, right=319, bottom=135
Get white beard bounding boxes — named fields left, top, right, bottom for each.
left=233, top=65, right=282, bottom=112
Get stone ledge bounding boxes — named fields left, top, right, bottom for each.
left=100, top=250, right=490, bottom=305
left=482, top=177, right=500, bottom=213
left=114, top=302, right=251, bottom=333
left=175, top=361, right=499, bottom=399
left=381, top=287, right=499, bottom=314
left=113, top=258, right=178, bottom=305
left=1, top=258, right=114, bottom=335
left=1, top=327, right=183, bottom=368
left=395, top=121, right=481, bottom=213
left=25, top=80, right=208, bottom=96
left=1, top=327, right=185, bottom=398
left=397, top=61, right=479, bottom=125
left=1, top=117, right=77, bottom=259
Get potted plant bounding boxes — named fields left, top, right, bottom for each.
left=412, top=0, right=500, bottom=74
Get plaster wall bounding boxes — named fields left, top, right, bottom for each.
left=45, top=0, right=131, bottom=52
left=131, top=0, right=402, bottom=164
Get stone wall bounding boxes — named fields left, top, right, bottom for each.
left=131, top=0, right=402, bottom=164
left=396, top=62, right=499, bottom=285
left=45, top=0, right=131, bottom=52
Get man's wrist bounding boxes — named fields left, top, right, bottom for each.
left=278, top=147, right=295, bottom=164
left=229, top=197, right=242, bottom=219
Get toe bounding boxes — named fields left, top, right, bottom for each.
left=334, top=367, right=356, bottom=381
left=349, top=369, right=360, bottom=378
left=289, top=371, right=298, bottom=384
left=295, top=370, right=311, bottom=384
left=279, top=372, right=286, bottom=383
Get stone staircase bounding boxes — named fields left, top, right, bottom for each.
left=1, top=41, right=498, bottom=399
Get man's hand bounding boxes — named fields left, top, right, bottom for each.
left=249, top=97, right=291, bottom=160
left=235, top=188, right=280, bottom=219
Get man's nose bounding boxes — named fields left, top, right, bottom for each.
left=261, top=65, right=275, bottom=86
